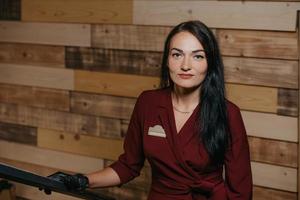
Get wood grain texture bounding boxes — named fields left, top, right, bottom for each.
left=223, top=57, right=298, bottom=89
left=0, top=103, right=121, bottom=138
left=0, top=43, right=65, bottom=68
left=96, top=187, right=148, bottom=200
left=75, top=71, right=159, bottom=97
left=0, top=122, right=36, bottom=146
left=133, top=1, right=300, bottom=31
left=226, top=83, right=278, bottom=113
left=298, top=12, right=300, bottom=199
left=92, top=24, right=171, bottom=51
left=253, top=186, right=296, bottom=200
left=248, top=136, right=297, bottom=168
left=65, top=47, right=162, bottom=76
left=22, top=0, right=133, bottom=24
left=0, top=140, right=104, bottom=173
left=242, top=111, right=297, bottom=142
left=0, top=0, right=20, bottom=20
left=0, top=64, right=74, bottom=90
left=218, top=29, right=298, bottom=60
left=0, top=21, right=90, bottom=46
left=71, top=92, right=136, bottom=120
left=0, top=83, right=70, bottom=112
left=277, top=88, right=298, bottom=117
left=38, top=128, right=124, bottom=161
left=251, top=162, right=297, bottom=192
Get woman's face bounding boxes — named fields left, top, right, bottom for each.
left=168, top=31, right=208, bottom=91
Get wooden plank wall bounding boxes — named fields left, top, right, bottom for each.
left=0, top=0, right=299, bottom=199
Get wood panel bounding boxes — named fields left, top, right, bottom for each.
left=253, top=186, right=297, bottom=200
left=0, top=43, right=65, bottom=68
left=0, top=122, right=36, bottom=146
left=22, top=0, right=133, bottom=24
left=218, top=29, right=298, bottom=60
left=0, top=103, right=121, bottom=138
left=65, top=47, right=162, bottom=77
left=92, top=24, right=171, bottom=51
left=251, top=162, right=297, bottom=192
left=0, top=0, right=20, bottom=20
left=0, top=140, right=104, bottom=173
left=0, top=64, right=74, bottom=90
left=223, top=57, right=298, bottom=89
left=133, top=1, right=300, bottom=31
left=226, top=84, right=277, bottom=113
left=38, top=128, right=124, bottom=161
left=0, top=21, right=91, bottom=46
left=98, top=186, right=148, bottom=200
left=71, top=92, right=136, bottom=120
left=248, top=136, right=297, bottom=168
left=0, top=83, right=70, bottom=112
left=277, top=88, right=298, bottom=117
left=75, top=71, right=159, bottom=98
left=242, top=111, right=297, bottom=142
left=297, top=12, right=300, bottom=199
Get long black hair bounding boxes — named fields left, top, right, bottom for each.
left=160, top=20, right=229, bottom=165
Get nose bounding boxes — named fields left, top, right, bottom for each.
left=180, top=57, right=191, bottom=71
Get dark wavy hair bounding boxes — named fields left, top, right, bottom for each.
left=160, top=20, right=229, bottom=165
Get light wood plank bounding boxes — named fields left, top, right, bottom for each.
left=0, top=122, right=36, bottom=146
left=252, top=162, right=297, bottom=192
left=0, top=43, right=65, bottom=68
left=75, top=71, right=159, bottom=98
left=0, top=63, right=74, bottom=90
left=218, top=29, right=297, bottom=60
left=0, top=21, right=90, bottom=46
left=22, top=0, right=133, bottom=24
left=133, top=1, right=300, bottom=31
left=38, top=128, right=124, bottom=161
left=226, top=84, right=278, bottom=113
left=92, top=24, right=171, bottom=51
left=71, top=92, right=136, bottom=120
left=248, top=137, right=297, bottom=168
left=253, top=186, right=297, bottom=200
left=0, top=140, right=103, bottom=173
left=242, top=111, right=297, bottom=142
left=0, top=83, right=70, bottom=111
left=223, top=57, right=298, bottom=88
left=0, top=103, right=121, bottom=138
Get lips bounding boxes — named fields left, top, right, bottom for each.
left=178, top=74, right=194, bottom=79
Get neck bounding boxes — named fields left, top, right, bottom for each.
left=172, top=86, right=200, bottom=112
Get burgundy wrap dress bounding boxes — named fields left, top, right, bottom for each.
left=110, top=88, right=252, bottom=200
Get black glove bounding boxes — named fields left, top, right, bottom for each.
left=62, top=173, right=89, bottom=191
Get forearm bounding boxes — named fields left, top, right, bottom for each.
left=86, top=167, right=121, bottom=188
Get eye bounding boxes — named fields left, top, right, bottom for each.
left=171, top=53, right=182, bottom=59
left=194, top=54, right=205, bottom=60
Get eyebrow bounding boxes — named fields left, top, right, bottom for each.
left=170, top=48, right=205, bottom=53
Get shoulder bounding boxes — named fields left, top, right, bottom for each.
left=137, top=88, right=169, bottom=105
left=226, top=100, right=241, bottom=116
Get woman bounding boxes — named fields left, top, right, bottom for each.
left=56, top=20, right=253, bottom=200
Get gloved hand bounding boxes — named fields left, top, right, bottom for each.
left=39, top=172, right=89, bottom=195
left=62, top=173, right=89, bottom=191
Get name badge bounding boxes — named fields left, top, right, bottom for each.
left=148, top=125, right=166, bottom=138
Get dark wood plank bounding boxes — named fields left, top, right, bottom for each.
left=0, top=83, right=70, bottom=112
left=66, top=47, right=162, bottom=76
left=248, top=136, right=297, bottom=168
left=0, top=43, right=65, bottom=68
left=277, top=88, right=298, bottom=117
left=0, top=122, right=36, bottom=146
left=0, top=0, right=20, bottom=20
left=71, top=92, right=136, bottom=120
left=253, top=186, right=297, bottom=200
left=217, top=29, right=298, bottom=60
left=0, top=103, right=121, bottom=138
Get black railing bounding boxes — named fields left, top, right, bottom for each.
left=0, top=163, right=114, bottom=200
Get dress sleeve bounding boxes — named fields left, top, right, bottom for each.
left=109, top=92, right=145, bottom=184
left=224, top=103, right=253, bottom=199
